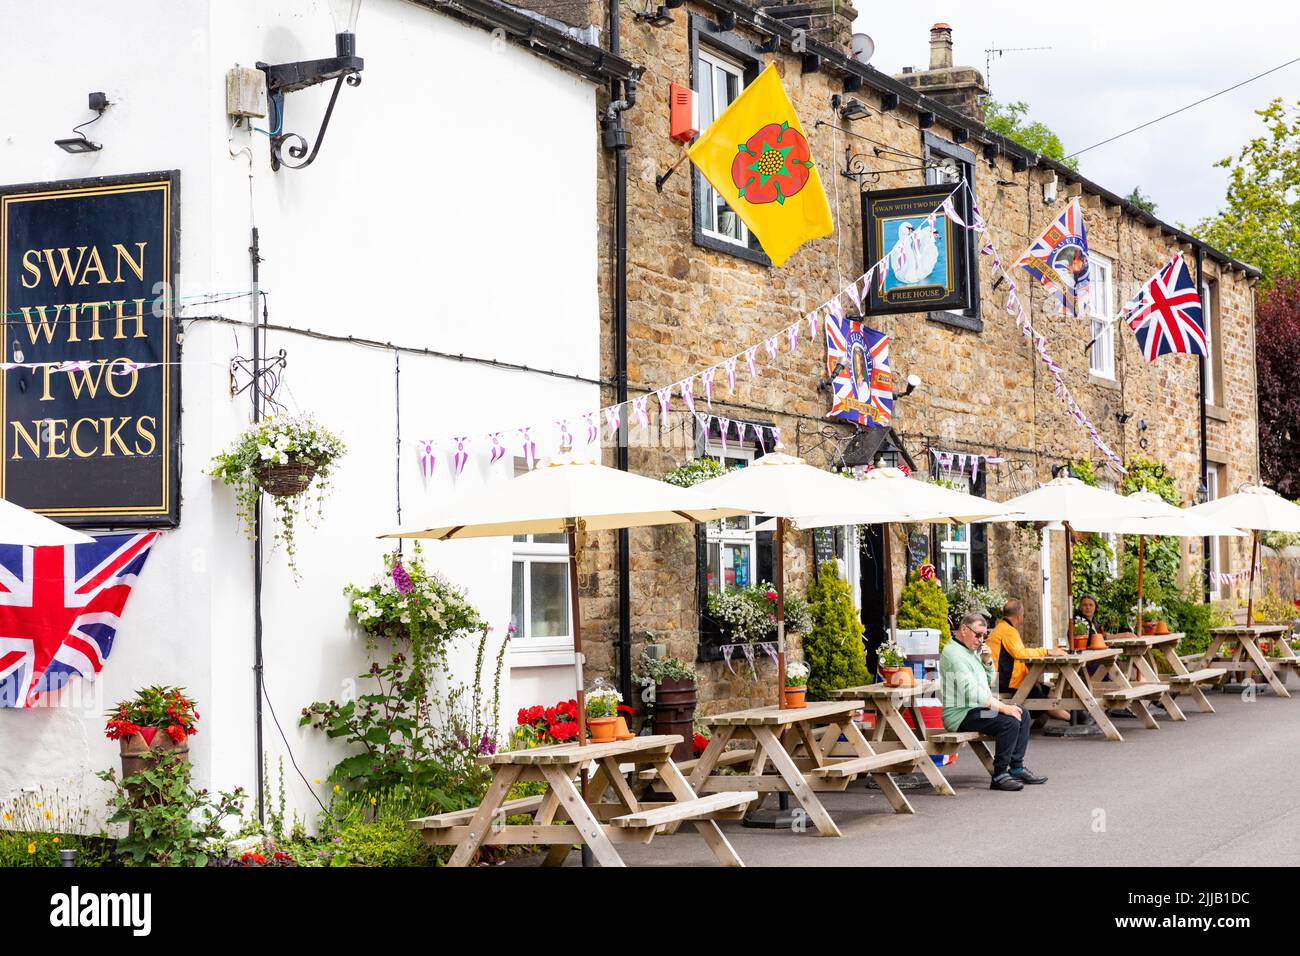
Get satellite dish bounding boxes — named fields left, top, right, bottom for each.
left=852, top=33, right=875, bottom=66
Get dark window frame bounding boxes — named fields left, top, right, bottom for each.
left=689, top=13, right=771, bottom=267
left=922, top=131, right=982, bottom=333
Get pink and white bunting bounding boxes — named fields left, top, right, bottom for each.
left=417, top=440, right=437, bottom=479
left=655, top=385, right=673, bottom=419
left=723, top=355, right=738, bottom=392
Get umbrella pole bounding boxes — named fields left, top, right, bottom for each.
left=1247, top=529, right=1259, bottom=626
left=1137, top=535, right=1145, bottom=635
left=1064, top=522, right=1074, bottom=645
left=777, top=516, right=787, bottom=709
left=567, top=519, right=592, bottom=869
left=567, top=520, right=587, bottom=744
left=883, top=522, right=898, bottom=644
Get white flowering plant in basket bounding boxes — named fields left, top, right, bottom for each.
left=209, top=415, right=346, bottom=577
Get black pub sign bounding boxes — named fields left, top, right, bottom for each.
left=0, top=171, right=180, bottom=527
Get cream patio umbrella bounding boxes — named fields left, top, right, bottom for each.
left=1106, top=491, right=1245, bottom=633
left=381, top=452, right=747, bottom=742
left=692, top=457, right=1011, bottom=700
left=0, top=497, right=94, bottom=546
left=786, top=466, right=1018, bottom=643
left=1188, top=484, right=1300, bottom=625
left=985, top=476, right=1167, bottom=643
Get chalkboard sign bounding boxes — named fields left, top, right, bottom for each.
left=0, top=172, right=180, bottom=526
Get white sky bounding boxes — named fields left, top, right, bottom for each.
left=853, top=4, right=1300, bottom=228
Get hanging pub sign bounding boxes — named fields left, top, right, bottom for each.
left=862, top=183, right=971, bottom=315
left=0, top=171, right=180, bottom=527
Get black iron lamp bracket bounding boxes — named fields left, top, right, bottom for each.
left=257, top=38, right=363, bottom=171
left=842, top=147, right=938, bottom=186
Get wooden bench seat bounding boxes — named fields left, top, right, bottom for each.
left=1100, top=683, right=1169, bottom=701
left=608, top=792, right=757, bottom=829
left=927, top=731, right=993, bottom=745
left=807, top=750, right=921, bottom=779
left=410, top=794, right=546, bottom=831
left=635, top=748, right=757, bottom=781
left=1166, top=668, right=1223, bottom=684
left=1267, top=657, right=1300, bottom=668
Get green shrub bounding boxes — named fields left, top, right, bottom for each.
left=897, top=569, right=952, bottom=647
left=803, top=563, right=870, bottom=700
left=319, top=789, right=437, bottom=867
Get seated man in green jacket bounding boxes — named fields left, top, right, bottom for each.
left=940, top=611, right=1048, bottom=791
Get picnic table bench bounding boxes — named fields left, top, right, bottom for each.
left=1008, top=647, right=1165, bottom=741
left=1105, top=632, right=1221, bottom=718
left=1200, top=625, right=1295, bottom=698
left=830, top=680, right=992, bottom=796
left=691, top=699, right=923, bottom=837
left=410, top=734, right=756, bottom=867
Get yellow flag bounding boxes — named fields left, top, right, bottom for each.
left=687, top=63, right=834, bottom=267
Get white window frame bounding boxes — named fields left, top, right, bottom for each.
left=938, top=474, right=973, bottom=586
left=1207, top=466, right=1222, bottom=599
left=703, top=439, right=757, bottom=594
left=1089, top=253, right=1115, bottom=379
left=1098, top=478, right=1120, bottom=576
left=509, top=458, right=573, bottom=662
left=696, top=49, right=749, bottom=249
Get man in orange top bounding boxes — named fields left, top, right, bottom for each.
left=986, top=599, right=1070, bottom=722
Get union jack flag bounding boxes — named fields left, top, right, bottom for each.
left=1121, top=253, right=1207, bottom=362
left=1016, top=198, right=1091, bottom=316
left=0, top=532, right=158, bottom=708
left=826, top=313, right=893, bottom=427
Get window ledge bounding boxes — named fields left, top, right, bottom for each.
left=1088, top=373, right=1120, bottom=390
left=692, top=228, right=771, bottom=267
left=1206, top=404, right=1231, bottom=423
left=509, top=645, right=576, bottom=668
left=927, top=310, right=983, bottom=333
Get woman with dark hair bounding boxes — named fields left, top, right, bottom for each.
left=1075, top=593, right=1102, bottom=638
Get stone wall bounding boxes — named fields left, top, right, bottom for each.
left=576, top=4, right=1259, bottom=712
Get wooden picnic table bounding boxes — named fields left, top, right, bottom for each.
left=1105, top=632, right=1221, bottom=718
left=409, top=734, right=756, bottom=867
left=1009, top=647, right=1168, bottom=742
left=831, top=680, right=987, bottom=797
left=691, top=699, right=923, bottom=837
left=1202, top=625, right=1296, bottom=698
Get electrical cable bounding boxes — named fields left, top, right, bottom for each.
left=1065, top=54, right=1300, bottom=159
left=257, top=668, right=333, bottom=819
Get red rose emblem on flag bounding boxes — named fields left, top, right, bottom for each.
left=731, top=121, right=813, bottom=205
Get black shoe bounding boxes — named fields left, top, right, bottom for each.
left=1010, top=766, right=1048, bottom=785
left=990, top=772, right=1025, bottom=791
left=1107, top=708, right=1136, bottom=719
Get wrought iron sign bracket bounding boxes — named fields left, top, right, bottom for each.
left=257, top=34, right=364, bottom=171
left=842, top=146, right=940, bottom=187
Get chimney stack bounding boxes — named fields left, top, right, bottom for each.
left=929, top=23, right=953, bottom=70
left=893, top=23, right=989, bottom=124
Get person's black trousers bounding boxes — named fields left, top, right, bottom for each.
left=957, top=706, right=1032, bottom=776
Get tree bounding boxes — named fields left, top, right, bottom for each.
left=984, top=99, right=1079, bottom=171
left=1125, top=186, right=1157, bottom=214
left=803, top=562, right=870, bottom=700
left=1193, top=98, right=1300, bottom=283
left=1257, top=277, right=1300, bottom=497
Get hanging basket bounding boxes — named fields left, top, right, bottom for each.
left=253, top=456, right=319, bottom=497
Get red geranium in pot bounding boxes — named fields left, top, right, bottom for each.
left=106, top=685, right=199, bottom=779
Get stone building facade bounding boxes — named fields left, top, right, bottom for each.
left=547, top=2, right=1261, bottom=714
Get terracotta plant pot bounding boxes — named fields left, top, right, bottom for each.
left=120, top=727, right=190, bottom=780
left=587, top=716, right=617, bottom=743
left=1071, top=635, right=1088, bottom=651
left=880, top=666, right=910, bottom=688
left=895, top=667, right=916, bottom=687
left=783, top=685, right=807, bottom=708
left=1141, top=621, right=1158, bottom=636
left=1154, top=620, right=1171, bottom=635
left=1088, top=633, right=1109, bottom=651
left=253, top=456, right=319, bottom=497
left=613, top=715, right=635, bottom=741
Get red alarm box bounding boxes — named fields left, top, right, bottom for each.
left=669, top=82, right=699, bottom=142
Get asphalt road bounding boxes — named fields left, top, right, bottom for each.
left=551, top=684, right=1300, bottom=867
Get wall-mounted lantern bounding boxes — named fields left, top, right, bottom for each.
left=257, top=0, right=364, bottom=171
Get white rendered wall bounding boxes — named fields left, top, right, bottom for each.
left=0, top=0, right=600, bottom=827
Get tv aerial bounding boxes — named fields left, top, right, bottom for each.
left=984, top=43, right=1052, bottom=87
